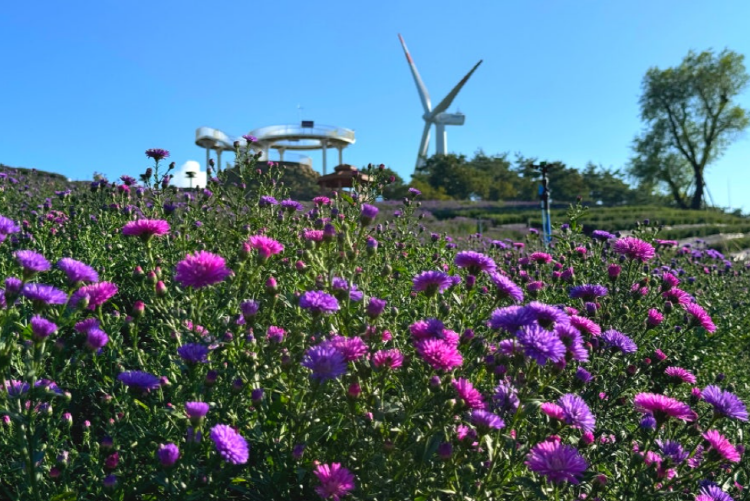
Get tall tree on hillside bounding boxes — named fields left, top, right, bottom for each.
left=629, top=49, right=749, bottom=209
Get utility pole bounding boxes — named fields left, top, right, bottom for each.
left=533, top=162, right=553, bottom=246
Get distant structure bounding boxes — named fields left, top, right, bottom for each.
left=317, top=164, right=370, bottom=191
left=195, top=122, right=355, bottom=175
left=398, top=34, right=482, bottom=170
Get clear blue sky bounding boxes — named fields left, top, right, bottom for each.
left=1, top=1, right=749, bottom=210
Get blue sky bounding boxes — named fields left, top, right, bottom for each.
left=1, top=1, right=749, bottom=210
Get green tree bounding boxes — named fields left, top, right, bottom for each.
left=379, top=167, right=409, bottom=200
left=629, top=49, right=750, bottom=209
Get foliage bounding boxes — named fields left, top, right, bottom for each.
left=0, top=154, right=747, bottom=500
left=629, top=48, right=750, bottom=209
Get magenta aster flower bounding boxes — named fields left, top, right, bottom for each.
left=373, top=349, right=404, bottom=370
left=529, top=252, right=553, bottom=264
left=302, top=345, right=348, bottom=382
left=488, top=273, right=524, bottom=302
left=452, top=378, right=487, bottom=410
left=209, top=424, right=249, bottom=464
left=414, top=339, right=463, bottom=371
left=314, top=463, right=356, bottom=501
left=122, top=219, right=170, bottom=240
left=516, top=324, right=566, bottom=366
left=665, top=366, right=696, bottom=384
left=246, top=235, right=284, bottom=259
left=185, top=401, right=210, bottom=419
left=525, top=440, right=587, bottom=484
left=412, top=270, right=454, bottom=296
left=409, top=318, right=460, bottom=346
left=15, top=250, right=51, bottom=274
left=145, top=148, right=170, bottom=161
left=174, top=251, right=232, bottom=289
left=702, top=429, right=741, bottom=463
left=57, top=258, right=99, bottom=284
left=613, top=237, right=655, bottom=262
left=266, top=325, right=286, bottom=343
left=299, top=291, right=340, bottom=315
left=647, top=309, right=664, bottom=327
left=541, top=402, right=565, bottom=420
left=70, top=282, right=118, bottom=310
left=557, top=394, right=596, bottom=432
left=157, top=443, right=180, bottom=467
left=21, top=283, right=68, bottom=305
left=701, top=385, right=748, bottom=421
left=569, top=315, right=601, bottom=336
left=683, top=303, right=716, bottom=332
left=633, top=393, right=696, bottom=423
left=323, top=336, right=367, bottom=362
left=662, top=288, right=692, bottom=305
left=454, top=251, right=497, bottom=275
left=118, top=371, right=161, bottom=391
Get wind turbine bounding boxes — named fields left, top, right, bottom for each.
left=398, top=34, right=482, bottom=170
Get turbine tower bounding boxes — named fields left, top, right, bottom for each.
left=398, top=34, right=482, bottom=170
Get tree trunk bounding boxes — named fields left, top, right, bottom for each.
left=690, top=170, right=705, bottom=209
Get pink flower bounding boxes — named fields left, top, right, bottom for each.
left=633, top=393, right=696, bottom=423
left=372, top=349, right=404, bottom=370
left=452, top=378, right=486, bottom=410
left=613, top=237, right=655, bottom=262
left=70, top=282, right=118, bottom=310
left=313, top=463, right=355, bottom=500
left=683, top=303, right=716, bottom=332
left=174, top=251, right=232, bottom=289
left=246, top=235, right=284, bottom=259
left=664, top=366, right=696, bottom=384
left=122, top=219, right=170, bottom=240
left=541, top=402, right=565, bottom=420
left=702, top=429, right=741, bottom=463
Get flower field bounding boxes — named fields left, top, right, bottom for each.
left=0, top=148, right=748, bottom=500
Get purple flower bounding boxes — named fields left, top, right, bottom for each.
left=366, top=297, right=387, bottom=318
left=360, top=204, right=379, bottom=225
left=240, top=299, right=260, bottom=319
left=517, top=325, right=566, bottom=365
left=281, top=199, right=304, bottom=212
left=157, top=443, right=180, bottom=467
left=185, top=401, right=210, bottom=419
left=210, top=424, right=249, bottom=464
left=524, top=301, right=569, bottom=330
left=57, top=258, right=99, bottom=284
left=613, top=237, right=655, bottom=262
left=557, top=394, right=596, bottom=432
left=118, top=371, right=161, bottom=391
left=266, top=325, right=286, bottom=343
left=299, top=291, right=340, bottom=315
left=555, top=324, right=589, bottom=362
left=702, top=385, right=748, bottom=421
left=85, top=329, right=109, bottom=351
left=470, top=410, right=505, bottom=431
left=259, top=195, right=279, bottom=207
left=525, top=439, right=587, bottom=484
left=324, top=336, right=367, bottom=362
left=488, top=273, right=524, bottom=303
left=569, top=284, right=608, bottom=301
left=30, top=315, right=57, bottom=341
left=314, top=462, right=356, bottom=500
left=575, top=367, right=593, bottom=383
left=601, top=329, right=637, bottom=354
left=412, top=271, right=454, bottom=296
left=302, top=345, right=348, bottom=382
left=657, top=440, right=688, bottom=464
left=699, top=484, right=735, bottom=501
left=493, top=381, right=520, bottom=415
left=408, top=187, right=421, bottom=196
left=174, top=251, right=232, bottom=289
left=488, top=306, right=535, bottom=333
left=177, top=343, right=209, bottom=364
left=21, top=283, right=68, bottom=305
left=591, top=230, right=616, bottom=240
left=454, top=251, right=497, bottom=275
left=70, top=282, right=118, bottom=310
left=15, top=250, right=51, bottom=274
left=0, top=215, right=21, bottom=242
left=145, top=148, right=170, bottom=161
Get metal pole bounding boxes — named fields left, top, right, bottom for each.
left=217, top=150, right=222, bottom=173
left=541, top=165, right=552, bottom=246
left=322, top=140, right=328, bottom=175
left=205, top=147, right=210, bottom=171
left=337, top=146, right=343, bottom=166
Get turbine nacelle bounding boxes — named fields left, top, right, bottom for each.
left=432, top=112, right=466, bottom=126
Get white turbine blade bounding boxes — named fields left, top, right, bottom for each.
left=417, top=121, right=431, bottom=167
left=431, top=60, right=483, bottom=117
left=398, top=34, right=432, bottom=113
